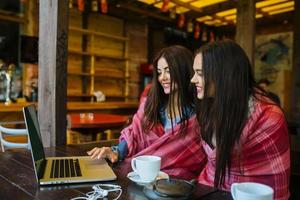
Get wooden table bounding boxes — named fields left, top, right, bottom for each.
left=0, top=144, right=232, bottom=200
left=68, top=113, right=129, bottom=140
left=68, top=113, right=128, bottom=129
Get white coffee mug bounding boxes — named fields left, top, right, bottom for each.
left=231, top=182, right=274, bottom=200
left=131, top=155, right=161, bottom=182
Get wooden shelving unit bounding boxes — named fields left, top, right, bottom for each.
left=67, top=25, right=130, bottom=102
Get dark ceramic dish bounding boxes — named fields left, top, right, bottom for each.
left=143, top=179, right=196, bottom=200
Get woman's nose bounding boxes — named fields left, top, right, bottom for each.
left=161, top=72, right=167, bottom=80
left=191, top=74, right=196, bottom=83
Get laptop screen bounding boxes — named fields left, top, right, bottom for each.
left=23, top=105, right=46, bottom=180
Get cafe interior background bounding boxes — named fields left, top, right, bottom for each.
left=0, top=0, right=299, bottom=198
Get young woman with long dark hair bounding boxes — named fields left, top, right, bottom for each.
left=88, top=45, right=206, bottom=179
left=191, top=40, right=290, bottom=200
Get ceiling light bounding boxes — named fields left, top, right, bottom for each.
left=191, top=0, right=227, bottom=9
left=177, top=0, right=194, bottom=2
left=262, top=1, right=294, bottom=12
left=204, top=19, right=222, bottom=25
left=256, top=14, right=263, bottom=18
left=215, top=22, right=228, bottom=27
left=225, top=14, right=236, bottom=21
left=216, top=8, right=236, bottom=17
left=137, top=0, right=156, bottom=4
left=154, top=2, right=176, bottom=9
left=196, top=15, right=213, bottom=22
left=268, top=6, right=294, bottom=15
left=176, top=7, right=189, bottom=14
left=256, top=0, right=288, bottom=8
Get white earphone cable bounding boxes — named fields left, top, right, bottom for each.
left=71, top=184, right=122, bottom=200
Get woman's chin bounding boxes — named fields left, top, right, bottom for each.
left=197, top=94, right=204, bottom=99
left=163, top=89, right=170, bottom=94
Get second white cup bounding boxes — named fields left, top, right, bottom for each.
left=131, top=155, right=161, bottom=182
left=231, top=182, right=274, bottom=200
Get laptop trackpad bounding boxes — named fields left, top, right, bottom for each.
left=84, top=158, right=108, bottom=170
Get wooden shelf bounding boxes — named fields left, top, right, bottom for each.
left=93, top=52, right=128, bottom=60
left=94, top=68, right=124, bottom=79
left=68, top=72, right=91, bottom=76
left=67, top=93, right=93, bottom=97
left=68, top=48, right=128, bottom=60
left=68, top=70, right=124, bottom=79
left=69, top=26, right=128, bottom=41
left=68, top=48, right=91, bottom=56
left=68, top=22, right=130, bottom=102
left=67, top=93, right=127, bottom=99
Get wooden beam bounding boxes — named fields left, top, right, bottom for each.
left=169, top=0, right=203, bottom=13
left=186, top=1, right=237, bottom=19
left=290, top=0, right=300, bottom=120
left=236, top=0, right=256, bottom=65
left=118, top=2, right=173, bottom=22
left=185, top=0, right=269, bottom=20
left=38, top=0, right=69, bottom=147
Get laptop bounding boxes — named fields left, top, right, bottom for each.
left=23, top=105, right=117, bottom=185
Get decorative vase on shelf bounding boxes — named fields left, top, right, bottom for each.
left=0, top=64, right=15, bottom=105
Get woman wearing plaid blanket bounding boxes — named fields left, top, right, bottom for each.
left=88, top=45, right=206, bottom=180
left=191, top=40, right=290, bottom=200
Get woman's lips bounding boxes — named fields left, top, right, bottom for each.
left=162, top=83, right=170, bottom=88
left=196, top=86, right=202, bottom=93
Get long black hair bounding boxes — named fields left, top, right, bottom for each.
left=194, top=40, right=269, bottom=187
left=142, top=45, right=194, bottom=135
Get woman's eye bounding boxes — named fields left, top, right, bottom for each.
left=196, top=71, right=203, bottom=76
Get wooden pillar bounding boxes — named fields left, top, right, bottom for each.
left=38, top=0, right=69, bottom=147
left=290, top=0, right=300, bottom=121
left=235, top=0, right=255, bottom=65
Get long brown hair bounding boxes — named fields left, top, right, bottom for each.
left=142, top=45, right=194, bottom=135
left=194, top=40, right=270, bottom=187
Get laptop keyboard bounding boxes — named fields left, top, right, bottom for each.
left=50, top=159, right=82, bottom=178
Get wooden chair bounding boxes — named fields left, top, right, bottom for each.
left=0, top=125, right=29, bottom=152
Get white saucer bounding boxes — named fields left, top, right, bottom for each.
left=127, top=171, right=169, bottom=185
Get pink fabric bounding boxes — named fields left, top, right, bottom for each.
left=120, top=101, right=207, bottom=180
left=198, top=100, right=290, bottom=200
left=139, top=83, right=152, bottom=103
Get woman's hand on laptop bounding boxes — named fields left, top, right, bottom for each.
left=87, top=147, right=118, bottom=163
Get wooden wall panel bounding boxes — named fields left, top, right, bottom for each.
left=88, top=38, right=124, bottom=57
left=67, top=54, right=82, bottom=72
left=68, top=10, right=82, bottom=50
left=67, top=76, right=83, bottom=93
left=94, top=79, right=124, bottom=98
left=94, top=58, right=124, bottom=70
left=125, top=22, right=148, bottom=99
left=88, top=14, right=124, bottom=36
left=67, top=11, right=147, bottom=102
left=88, top=14, right=124, bottom=57
left=69, top=9, right=82, bottom=27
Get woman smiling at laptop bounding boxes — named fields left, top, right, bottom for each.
left=88, top=45, right=206, bottom=179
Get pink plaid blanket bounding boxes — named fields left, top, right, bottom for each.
left=198, top=100, right=290, bottom=200
left=120, top=102, right=207, bottom=180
